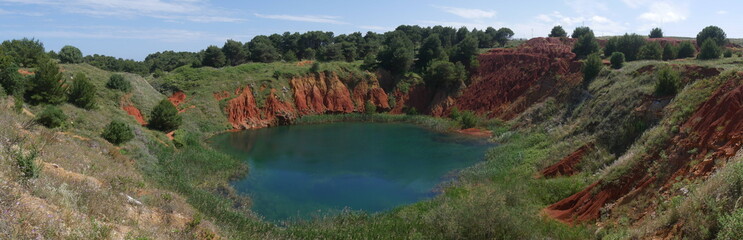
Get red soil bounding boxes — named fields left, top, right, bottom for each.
left=17, top=69, right=34, bottom=76
left=454, top=37, right=582, bottom=120
left=168, top=92, right=186, bottom=107
left=291, top=72, right=355, bottom=115
left=456, top=128, right=493, bottom=138
left=545, top=74, right=743, bottom=224
left=120, top=94, right=146, bottom=125
left=213, top=91, right=231, bottom=101
left=540, top=143, right=594, bottom=178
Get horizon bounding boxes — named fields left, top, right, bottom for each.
left=1, top=0, right=741, bottom=61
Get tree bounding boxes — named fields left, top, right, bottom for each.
left=606, top=34, right=646, bottom=61
left=340, top=41, right=357, bottom=62
left=106, top=74, right=131, bottom=92
left=610, top=52, right=625, bottom=69
left=364, top=100, right=377, bottom=114
left=35, top=105, right=67, bottom=128
left=149, top=99, right=182, bottom=132
left=662, top=44, right=677, bottom=61
left=572, top=30, right=599, bottom=59
left=425, top=60, right=466, bottom=92
left=696, top=26, right=727, bottom=47
left=202, top=46, right=226, bottom=67
left=58, top=45, right=83, bottom=64
left=676, top=41, right=696, bottom=59
left=571, top=26, right=591, bottom=38
left=68, top=73, right=96, bottom=109
left=25, top=59, right=66, bottom=105
left=101, top=120, right=134, bottom=145
left=0, top=38, right=46, bottom=67
left=495, top=28, right=514, bottom=46
left=416, top=34, right=447, bottom=71
left=697, top=38, right=721, bottom=60
left=377, top=31, right=415, bottom=75
left=249, top=36, right=281, bottom=63
left=451, top=35, right=478, bottom=69
left=654, top=66, right=680, bottom=96
left=222, top=40, right=248, bottom=66
left=549, top=26, right=567, bottom=38
left=649, top=28, right=663, bottom=38
left=638, top=42, right=662, bottom=60
left=361, top=54, right=377, bottom=71
left=0, top=55, right=22, bottom=95
left=283, top=50, right=298, bottom=62
left=583, top=53, right=602, bottom=86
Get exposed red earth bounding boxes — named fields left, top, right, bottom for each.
left=540, top=143, right=594, bottom=178
left=120, top=94, right=147, bottom=125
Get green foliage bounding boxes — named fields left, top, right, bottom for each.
left=145, top=51, right=200, bottom=72
left=25, top=59, right=67, bottom=105
left=548, top=25, right=567, bottom=38
left=0, top=38, right=46, bottom=67
left=12, top=145, right=40, bottom=179
left=610, top=52, right=625, bottom=69
left=58, top=45, right=83, bottom=64
left=106, top=74, right=131, bottom=92
left=723, top=49, right=733, bottom=58
left=494, top=28, right=514, bottom=46
left=604, top=34, right=646, bottom=61
left=662, top=44, right=677, bottom=61
left=416, top=34, right=447, bottom=71
left=360, top=54, right=377, bottom=71
left=696, top=26, right=727, bottom=47
left=0, top=54, right=22, bottom=94
left=637, top=42, right=663, bottom=60
left=364, top=100, right=377, bottom=114
left=677, top=41, right=696, bottom=58
left=35, top=105, right=67, bottom=128
left=649, top=28, right=663, bottom=38
left=458, top=110, right=478, bottom=129
left=451, top=35, right=479, bottom=70
left=249, top=36, right=281, bottom=63
left=654, top=66, right=681, bottom=96
left=85, top=54, right=149, bottom=75
left=13, top=94, right=23, bottom=113
left=572, top=29, right=599, bottom=59
left=425, top=60, right=465, bottom=92
left=149, top=99, right=182, bottom=132
left=101, top=120, right=134, bottom=145
left=698, top=39, right=722, bottom=60
left=68, top=73, right=97, bottom=109
left=310, top=62, right=321, bottom=73
left=222, top=40, right=248, bottom=66
left=583, top=53, right=603, bottom=85
left=202, top=45, right=226, bottom=68
left=377, top=31, right=415, bottom=75
left=571, top=26, right=591, bottom=39
left=718, top=208, right=743, bottom=240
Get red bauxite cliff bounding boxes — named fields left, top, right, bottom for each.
left=224, top=72, right=389, bottom=129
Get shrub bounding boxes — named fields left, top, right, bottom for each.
left=101, top=120, right=134, bottom=145
left=459, top=110, right=478, bottom=129
left=548, top=25, right=567, bottom=38
left=0, top=55, right=22, bottom=94
left=677, top=41, right=696, bottom=59
left=35, top=105, right=67, bottom=128
left=649, top=28, right=663, bottom=38
left=58, top=45, right=83, bottom=64
left=106, top=74, right=131, bottom=92
left=405, top=107, right=418, bottom=115
left=68, top=72, right=97, bottom=109
left=717, top=208, right=743, bottom=240
left=696, top=26, right=727, bottom=47
left=583, top=53, right=603, bottom=85
left=610, top=52, right=625, bottom=69
left=13, top=145, right=40, bottom=179
left=697, top=39, right=721, bottom=60
left=654, top=66, right=681, bottom=96
left=449, top=107, right=462, bottom=120
left=604, top=34, right=645, bottom=61
left=25, top=59, right=67, bottom=105
left=638, top=42, right=663, bottom=60
left=364, top=100, right=377, bottom=114
left=723, top=49, right=733, bottom=58
left=149, top=99, right=182, bottom=132
left=662, top=44, right=677, bottom=61
left=572, top=30, right=600, bottom=59
left=310, top=62, right=321, bottom=73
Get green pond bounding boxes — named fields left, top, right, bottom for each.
left=210, top=122, right=491, bottom=221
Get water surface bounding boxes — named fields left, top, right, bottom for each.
left=211, top=122, right=491, bottom=221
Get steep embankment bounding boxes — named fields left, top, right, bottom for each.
left=224, top=72, right=389, bottom=129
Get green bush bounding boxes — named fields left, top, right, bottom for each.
left=149, top=99, right=182, bottom=132
left=13, top=145, right=40, bottom=179
left=35, top=105, right=67, bottom=128
left=662, top=44, right=677, bottom=61
left=572, top=30, right=600, bottom=59
left=364, top=100, right=377, bottom=114
left=696, top=26, right=727, bottom=47
left=0, top=55, right=22, bottom=94
left=58, top=45, right=83, bottom=64
left=582, top=53, right=602, bottom=85
left=717, top=208, right=743, bottom=240
left=676, top=41, right=696, bottom=59
left=459, top=110, right=478, bottom=129
left=310, top=62, right=321, bottom=73
left=449, top=107, right=462, bottom=120
left=697, top=39, right=722, bottom=60
left=106, top=74, right=131, bottom=92
left=610, top=52, right=625, bottom=69
left=405, top=107, right=418, bottom=115
left=638, top=42, right=662, bottom=60
left=654, top=66, right=681, bottom=96
left=649, top=28, right=663, bottom=38
left=68, top=72, right=97, bottom=109
left=26, top=59, right=67, bottom=105
left=101, top=120, right=134, bottom=145
left=723, top=49, right=733, bottom=58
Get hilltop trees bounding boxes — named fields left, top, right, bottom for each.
left=416, top=34, right=447, bottom=71
left=25, top=59, right=67, bottom=105
left=638, top=42, right=663, bottom=60
left=202, top=46, right=226, bottom=68
left=549, top=26, right=567, bottom=38
left=59, top=45, right=83, bottom=64
left=248, top=36, right=281, bottom=63
left=377, top=31, right=415, bottom=75
left=571, top=26, right=592, bottom=39
left=68, top=73, right=97, bottom=110
left=572, top=27, right=599, bottom=59
left=697, top=26, right=727, bottom=47
left=649, top=28, right=663, bottom=38
left=149, top=99, right=182, bottom=132
left=222, top=40, right=249, bottom=66
left=425, top=60, right=466, bottom=92
left=0, top=55, right=22, bottom=95
left=0, top=38, right=46, bottom=67
left=677, top=41, right=696, bottom=58
left=494, top=28, right=514, bottom=46
left=604, top=34, right=646, bottom=61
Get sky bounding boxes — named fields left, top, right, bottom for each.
left=0, top=0, right=740, bottom=60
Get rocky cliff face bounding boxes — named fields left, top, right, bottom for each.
left=224, top=72, right=390, bottom=129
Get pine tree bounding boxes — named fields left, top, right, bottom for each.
left=26, top=59, right=66, bottom=105
left=149, top=99, right=182, bottom=132
left=68, top=73, right=96, bottom=109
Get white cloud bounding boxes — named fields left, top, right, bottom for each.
left=254, top=13, right=347, bottom=24
left=717, top=10, right=728, bottom=15
left=0, top=0, right=243, bottom=23
left=435, top=6, right=496, bottom=19
left=564, top=0, right=608, bottom=16
left=638, top=1, right=689, bottom=23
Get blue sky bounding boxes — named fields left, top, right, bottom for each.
left=1, top=0, right=740, bottom=60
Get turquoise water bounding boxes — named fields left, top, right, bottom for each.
left=210, top=122, right=491, bottom=221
